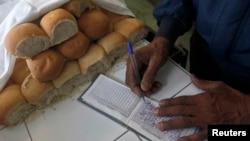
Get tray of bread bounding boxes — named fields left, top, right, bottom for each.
left=0, top=0, right=149, bottom=126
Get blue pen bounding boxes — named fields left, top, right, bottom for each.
left=127, top=42, right=146, bottom=102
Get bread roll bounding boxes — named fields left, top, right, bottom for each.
left=5, top=79, right=15, bottom=87
left=40, top=8, right=78, bottom=46
left=26, top=49, right=65, bottom=82
left=99, top=7, right=131, bottom=24
left=4, top=23, right=50, bottom=58
left=56, top=31, right=91, bottom=60
left=52, top=60, right=82, bottom=96
left=77, top=8, right=113, bottom=40
left=78, top=43, right=111, bottom=82
left=97, top=32, right=127, bottom=64
left=114, top=17, right=148, bottom=44
left=0, top=84, right=35, bottom=125
left=21, top=75, right=59, bottom=109
left=63, top=0, right=91, bottom=18
left=10, top=58, right=30, bottom=84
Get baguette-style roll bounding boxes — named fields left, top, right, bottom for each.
left=56, top=31, right=91, bottom=60
left=0, top=84, right=35, bottom=125
left=26, top=49, right=65, bottom=82
left=78, top=43, right=111, bottom=83
left=10, top=58, right=30, bottom=84
left=77, top=8, right=113, bottom=40
left=40, top=8, right=78, bottom=46
left=21, top=75, right=59, bottom=109
left=97, top=31, right=127, bottom=65
left=52, top=60, right=82, bottom=96
left=63, top=0, right=91, bottom=18
left=4, top=23, right=50, bottom=58
left=114, top=17, right=148, bottom=44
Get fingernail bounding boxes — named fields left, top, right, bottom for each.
left=159, top=100, right=165, bottom=105
left=156, top=122, right=164, bottom=131
left=153, top=108, right=159, bottom=115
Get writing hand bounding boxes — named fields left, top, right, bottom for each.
left=125, top=36, right=171, bottom=97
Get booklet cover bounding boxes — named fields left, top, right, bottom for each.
left=78, top=74, right=196, bottom=141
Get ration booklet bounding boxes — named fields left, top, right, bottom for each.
left=78, top=74, right=196, bottom=141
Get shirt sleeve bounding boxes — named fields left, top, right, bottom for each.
left=153, top=0, right=194, bottom=42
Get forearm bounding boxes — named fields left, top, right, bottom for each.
left=153, top=0, right=194, bottom=43
left=155, top=16, right=183, bottom=43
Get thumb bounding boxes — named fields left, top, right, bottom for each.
left=141, top=62, right=158, bottom=92
left=190, top=74, right=219, bottom=92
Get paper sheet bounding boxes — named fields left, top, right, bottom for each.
left=0, top=0, right=135, bottom=91
left=80, top=74, right=196, bottom=141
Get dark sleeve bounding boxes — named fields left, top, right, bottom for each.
left=153, top=0, right=194, bottom=42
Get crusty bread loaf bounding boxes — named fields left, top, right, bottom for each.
left=0, top=3, right=149, bottom=126
left=21, top=75, right=59, bottom=109
left=77, top=8, right=113, bottom=40
left=97, top=31, right=127, bottom=64
left=0, top=84, right=35, bottom=125
left=78, top=43, right=111, bottom=82
left=114, top=17, right=148, bottom=44
left=5, top=79, right=15, bottom=88
left=52, top=60, right=80, bottom=88
left=40, top=8, right=78, bottom=46
left=10, top=58, right=30, bottom=84
left=4, top=23, right=51, bottom=59
left=99, top=7, right=131, bottom=24
left=63, top=0, right=91, bottom=18
left=52, top=60, right=82, bottom=96
left=26, top=49, right=65, bottom=82
left=56, top=31, right=91, bottom=60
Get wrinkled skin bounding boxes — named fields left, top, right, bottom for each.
left=154, top=75, right=250, bottom=141
left=125, top=37, right=250, bottom=141
left=125, top=36, right=171, bottom=96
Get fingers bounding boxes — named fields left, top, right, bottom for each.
left=154, top=105, right=195, bottom=117
left=150, top=81, right=162, bottom=93
left=156, top=117, right=197, bottom=131
left=125, top=45, right=164, bottom=96
left=130, top=84, right=144, bottom=97
left=178, top=130, right=208, bottom=141
left=125, top=57, right=162, bottom=96
left=141, top=70, right=158, bottom=91
left=159, top=95, right=197, bottom=106
left=125, top=58, right=143, bottom=97
left=141, top=41, right=168, bottom=91
left=141, top=61, right=166, bottom=92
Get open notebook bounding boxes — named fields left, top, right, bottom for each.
left=78, top=74, right=196, bottom=141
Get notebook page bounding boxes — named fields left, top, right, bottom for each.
left=79, top=74, right=141, bottom=123
left=80, top=74, right=196, bottom=141
left=128, top=99, right=196, bottom=141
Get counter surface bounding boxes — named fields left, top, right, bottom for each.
left=0, top=40, right=202, bottom=141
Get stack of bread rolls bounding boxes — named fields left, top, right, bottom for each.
left=0, top=0, right=148, bottom=126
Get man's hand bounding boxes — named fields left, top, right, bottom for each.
left=125, top=36, right=171, bottom=97
left=154, top=74, right=250, bottom=141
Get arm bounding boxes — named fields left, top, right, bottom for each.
left=153, top=0, right=194, bottom=42
left=125, top=0, right=194, bottom=96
